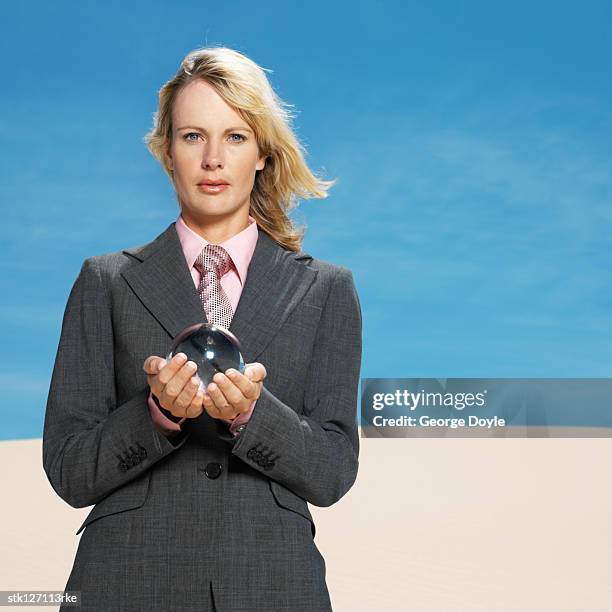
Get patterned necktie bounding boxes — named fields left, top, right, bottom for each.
left=193, top=244, right=234, bottom=329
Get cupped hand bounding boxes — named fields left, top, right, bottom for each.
left=143, top=353, right=204, bottom=419
left=202, top=362, right=267, bottom=421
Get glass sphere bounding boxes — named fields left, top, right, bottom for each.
left=165, top=323, right=245, bottom=391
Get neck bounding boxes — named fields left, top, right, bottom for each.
left=181, top=209, right=250, bottom=244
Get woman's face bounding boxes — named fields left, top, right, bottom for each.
left=166, top=79, right=266, bottom=237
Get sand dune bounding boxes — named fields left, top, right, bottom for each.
left=0, top=434, right=609, bottom=611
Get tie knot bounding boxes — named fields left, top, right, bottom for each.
left=194, top=244, right=233, bottom=278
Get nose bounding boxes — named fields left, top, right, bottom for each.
left=202, top=142, right=224, bottom=170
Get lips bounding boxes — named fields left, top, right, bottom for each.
left=198, top=180, right=229, bottom=186
left=197, top=182, right=229, bottom=194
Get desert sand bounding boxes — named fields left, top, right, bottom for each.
left=0, top=434, right=609, bottom=611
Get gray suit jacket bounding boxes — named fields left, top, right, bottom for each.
left=42, top=221, right=362, bottom=611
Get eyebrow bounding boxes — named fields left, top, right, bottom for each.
left=176, top=125, right=253, bottom=134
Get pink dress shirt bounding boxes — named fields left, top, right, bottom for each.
left=147, top=213, right=259, bottom=438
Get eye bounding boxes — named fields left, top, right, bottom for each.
left=183, top=132, right=201, bottom=142
left=229, top=133, right=247, bottom=143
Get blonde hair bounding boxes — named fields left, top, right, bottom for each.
left=144, top=46, right=336, bottom=251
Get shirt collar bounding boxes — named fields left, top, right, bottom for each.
left=175, top=213, right=259, bottom=286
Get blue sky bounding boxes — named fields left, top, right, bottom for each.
left=1, top=1, right=611, bottom=439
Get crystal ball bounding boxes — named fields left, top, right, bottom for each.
left=165, top=323, right=246, bottom=391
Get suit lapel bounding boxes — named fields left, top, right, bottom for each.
left=228, top=225, right=317, bottom=363
left=121, top=222, right=317, bottom=363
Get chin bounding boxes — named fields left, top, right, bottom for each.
left=186, top=203, right=240, bottom=218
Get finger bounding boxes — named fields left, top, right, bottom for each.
left=206, top=381, right=232, bottom=415
left=202, top=390, right=228, bottom=420
left=180, top=387, right=204, bottom=419
left=202, top=392, right=220, bottom=419
left=157, top=353, right=189, bottom=386
left=145, top=357, right=170, bottom=399
left=188, top=390, right=205, bottom=418
left=224, top=369, right=258, bottom=401
left=143, top=355, right=166, bottom=375
left=212, top=372, right=247, bottom=406
left=172, top=374, right=202, bottom=416
left=163, top=360, right=199, bottom=400
left=244, top=362, right=267, bottom=383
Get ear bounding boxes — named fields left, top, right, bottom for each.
left=165, top=146, right=174, bottom=171
left=256, top=153, right=268, bottom=172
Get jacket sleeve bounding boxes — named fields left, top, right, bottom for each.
left=216, top=267, right=362, bottom=507
left=42, top=257, right=190, bottom=509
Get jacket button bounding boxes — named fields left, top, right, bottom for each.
left=204, top=462, right=222, bottom=479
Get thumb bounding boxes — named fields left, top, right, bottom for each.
left=144, top=356, right=166, bottom=374
left=244, top=363, right=264, bottom=382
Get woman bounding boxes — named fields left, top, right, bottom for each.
left=43, top=46, right=362, bottom=611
